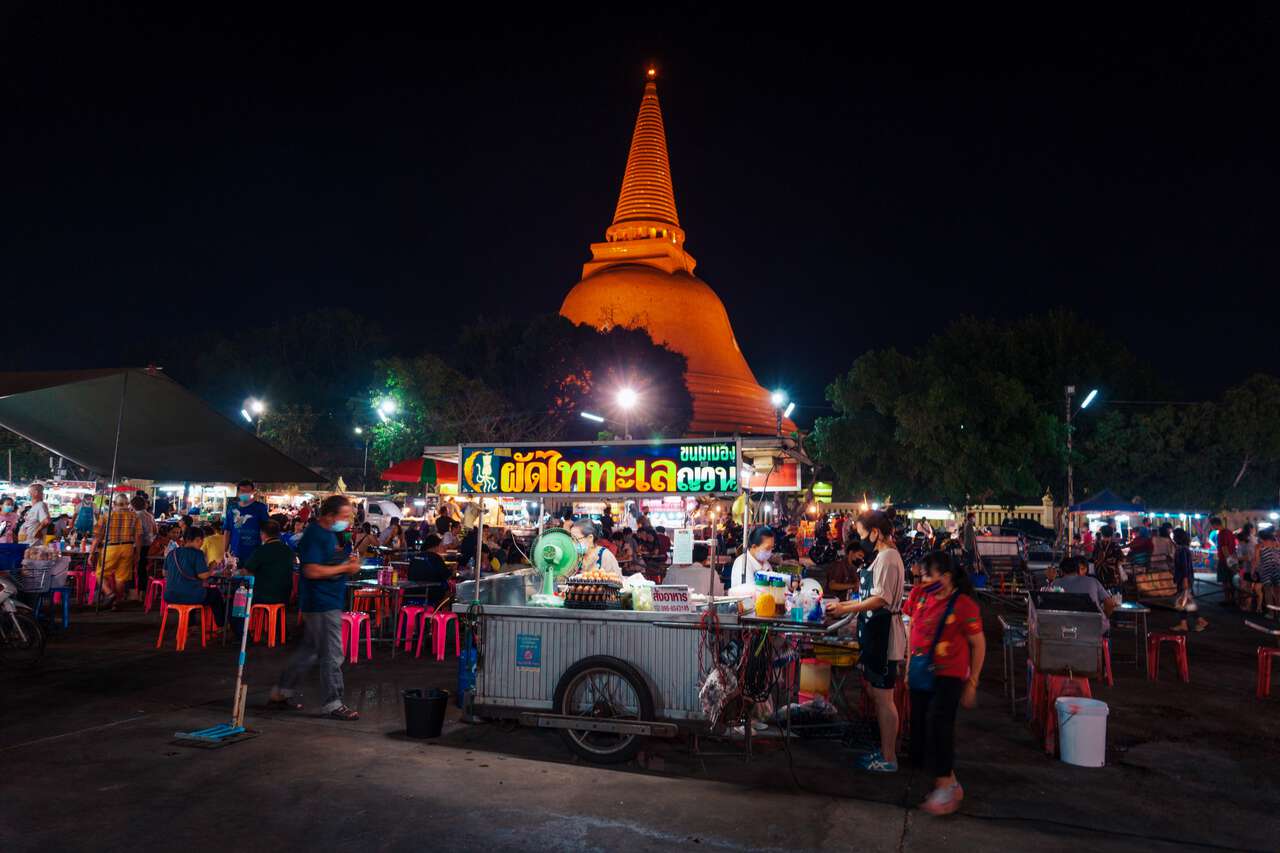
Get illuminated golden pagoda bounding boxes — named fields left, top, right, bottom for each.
left=560, top=70, right=795, bottom=435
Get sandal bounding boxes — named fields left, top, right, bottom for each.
left=265, top=697, right=303, bottom=712
left=328, top=705, right=360, bottom=721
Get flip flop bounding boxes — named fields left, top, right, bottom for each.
left=328, top=705, right=360, bottom=721
left=265, top=697, right=303, bottom=712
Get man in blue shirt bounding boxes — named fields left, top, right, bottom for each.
left=162, top=526, right=226, bottom=628
left=224, top=479, right=270, bottom=565
left=268, top=495, right=361, bottom=720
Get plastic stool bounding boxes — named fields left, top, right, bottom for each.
left=1147, top=632, right=1189, bottom=682
left=1257, top=647, right=1280, bottom=698
left=341, top=611, right=373, bottom=663
left=156, top=603, right=212, bottom=651
left=427, top=611, right=461, bottom=660
left=33, top=588, right=72, bottom=629
left=249, top=603, right=287, bottom=647
left=352, top=589, right=388, bottom=627
left=144, top=578, right=166, bottom=613
left=1102, top=638, right=1114, bottom=687
left=395, top=604, right=429, bottom=652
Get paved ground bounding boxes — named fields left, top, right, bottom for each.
left=2, top=592, right=1277, bottom=853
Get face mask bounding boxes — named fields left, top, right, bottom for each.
left=755, top=548, right=773, bottom=562
left=331, top=520, right=350, bottom=533
left=923, top=581, right=943, bottom=593
left=1, top=506, right=11, bottom=513
left=238, top=493, right=252, bottom=504
left=575, top=540, right=588, bottom=556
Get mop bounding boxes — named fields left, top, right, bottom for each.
left=174, top=575, right=261, bottom=747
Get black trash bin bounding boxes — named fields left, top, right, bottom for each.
left=403, top=688, right=450, bottom=738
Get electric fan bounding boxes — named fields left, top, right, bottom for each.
left=529, top=527, right=579, bottom=607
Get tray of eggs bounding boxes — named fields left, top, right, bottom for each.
left=564, top=572, right=623, bottom=609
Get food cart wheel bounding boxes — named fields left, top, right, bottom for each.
left=552, top=655, right=655, bottom=764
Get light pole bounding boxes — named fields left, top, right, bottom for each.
left=241, top=397, right=266, bottom=436
left=770, top=390, right=787, bottom=437
left=354, top=427, right=370, bottom=491
left=1064, top=385, right=1097, bottom=550
left=616, top=388, right=637, bottom=440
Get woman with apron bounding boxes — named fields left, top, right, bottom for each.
left=827, top=510, right=907, bottom=772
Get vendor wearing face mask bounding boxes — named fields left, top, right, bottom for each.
left=730, top=525, right=775, bottom=589
left=570, top=518, right=622, bottom=579
left=827, top=511, right=907, bottom=773
left=0, top=497, right=18, bottom=543
left=224, top=479, right=271, bottom=566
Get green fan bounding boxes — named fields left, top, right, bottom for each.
left=529, top=528, right=579, bottom=607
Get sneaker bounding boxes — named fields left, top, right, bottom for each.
left=856, top=751, right=898, bottom=773
left=920, top=783, right=964, bottom=815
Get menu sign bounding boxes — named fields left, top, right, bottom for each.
left=652, top=585, right=693, bottom=613
left=458, top=439, right=740, bottom=497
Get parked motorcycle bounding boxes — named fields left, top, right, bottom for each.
left=0, top=572, right=45, bottom=667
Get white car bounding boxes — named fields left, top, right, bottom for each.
left=363, top=499, right=402, bottom=536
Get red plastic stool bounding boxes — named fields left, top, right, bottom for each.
left=1257, top=647, right=1280, bottom=698
left=156, top=603, right=212, bottom=651
left=144, top=578, right=166, bottom=613
left=1102, top=638, right=1114, bottom=687
left=341, top=611, right=373, bottom=663
left=395, top=604, right=430, bottom=652
left=352, top=589, right=388, bottom=627
left=249, top=603, right=287, bottom=647
left=1147, top=632, right=1189, bottom=682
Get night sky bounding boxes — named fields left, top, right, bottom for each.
left=3, top=4, right=1276, bottom=422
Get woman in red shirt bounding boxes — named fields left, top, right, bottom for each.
left=904, top=550, right=986, bottom=815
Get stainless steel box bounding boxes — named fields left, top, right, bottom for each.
left=1028, top=592, right=1104, bottom=677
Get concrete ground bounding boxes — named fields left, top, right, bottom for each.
left=2, top=593, right=1277, bottom=853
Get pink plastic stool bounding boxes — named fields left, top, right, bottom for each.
left=144, top=578, right=166, bottom=613
left=428, top=611, right=461, bottom=660
left=1102, top=637, right=1114, bottom=687
left=341, top=611, right=373, bottom=663
left=395, top=605, right=429, bottom=652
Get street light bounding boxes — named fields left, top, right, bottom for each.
left=770, top=389, right=788, bottom=436
left=376, top=398, right=397, bottom=423
left=1064, top=385, right=1099, bottom=549
left=242, top=397, right=266, bottom=436
left=580, top=412, right=605, bottom=423
left=615, top=388, right=637, bottom=439
left=354, top=427, right=370, bottom=490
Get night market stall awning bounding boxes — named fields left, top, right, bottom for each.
left=380, top=456, right=459, bottom=486
left=1068, top=489, right=1146, bottom=514
left=0, top=368, right=324, bottom=484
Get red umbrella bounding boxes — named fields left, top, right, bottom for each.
left=379, top=457, right=458, bottom=486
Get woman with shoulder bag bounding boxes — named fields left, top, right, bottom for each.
left=905, top=550, right=986, bottom=815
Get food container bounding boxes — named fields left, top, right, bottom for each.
left=1028, top=591, right=1104, bottom=677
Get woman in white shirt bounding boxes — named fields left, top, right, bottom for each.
left=827, top=511, right=906, bottom=772
left=730, top=526, right=775, bottom=589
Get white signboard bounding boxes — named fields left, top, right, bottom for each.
left=652, top=585, right=693, bottom=613
left=672, top=528, right=694, bottom=564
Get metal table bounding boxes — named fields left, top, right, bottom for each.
left=1111, top=601, right=1150, bottom=671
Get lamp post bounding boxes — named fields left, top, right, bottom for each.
left=616, top=388, right=637, bottom=440
left=241, top=397, right=266, bottom=436
left=1064, top=385, right=1098, bottom=550
left=354, top=427, right=370, bottom=491
left=770, top=390, right=792, bottom=438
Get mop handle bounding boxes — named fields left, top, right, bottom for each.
left=232, top=575, right=255, bottom=726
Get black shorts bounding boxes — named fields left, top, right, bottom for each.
left=858, top=609, right=898, bottom=690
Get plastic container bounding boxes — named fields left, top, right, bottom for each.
left=1055, top=697, right=1108, bottom=767
left=404, top=687, right=450, bottom=738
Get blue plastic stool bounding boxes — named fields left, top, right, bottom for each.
left=33, top=587, right=72, bottom=630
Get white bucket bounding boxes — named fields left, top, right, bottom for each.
left=1055, top=697, right=1109, bottom=767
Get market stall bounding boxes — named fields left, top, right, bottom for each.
left=449, top=437, right=839, bottom=763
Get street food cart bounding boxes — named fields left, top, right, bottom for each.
left=449, top=437, right=834, bottom=763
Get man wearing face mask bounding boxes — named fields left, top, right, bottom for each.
left=570, top=518, right=622, bottom=579
left=268, top=494, right=362, bottom=721
left=225, top=479, right=270, bottom=566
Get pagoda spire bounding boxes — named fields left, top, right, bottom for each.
left=607, top=69, right=682, bottom=239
